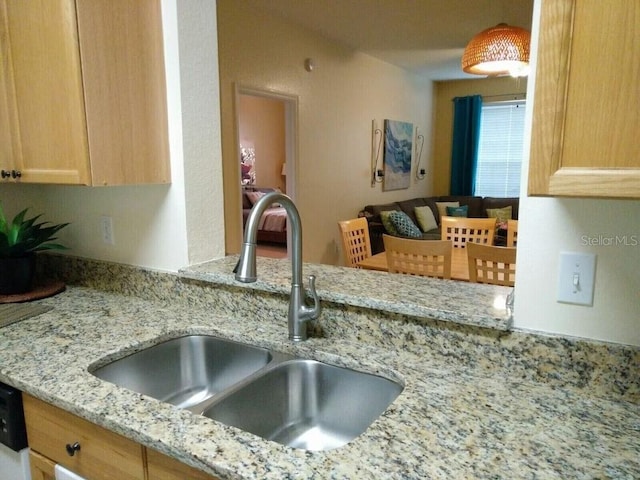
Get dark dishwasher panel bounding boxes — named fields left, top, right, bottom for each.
left=0, top=382, right=28, bottom=451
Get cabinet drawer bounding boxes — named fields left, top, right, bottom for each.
left=23, top=394, right=144, bottom=480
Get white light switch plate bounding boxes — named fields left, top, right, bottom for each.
left=557, top=252, right=596, bottom=306
left=101, top=215, right=115, bottom=245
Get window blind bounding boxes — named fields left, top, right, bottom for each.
left=473, top=101, right=526, bottom=197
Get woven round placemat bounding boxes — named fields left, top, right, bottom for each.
left=0, top=280, right=66, bottom=304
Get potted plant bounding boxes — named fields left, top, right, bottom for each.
left=0, top=205, right=69, bottom=295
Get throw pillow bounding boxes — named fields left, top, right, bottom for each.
left=388, top=211, right=422, bottom=238
left=486, top=205, right=513, bottom=223
left=414, top=206, right=438, bottom=232
left=245, top=191, right=265, bottom=205
left=446, top=205, right=469, bottom=217
left=436, top=201, right=459, bottom=220
left=380, top=211, right=400, bottom=236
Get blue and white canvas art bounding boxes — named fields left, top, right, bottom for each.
left=383, top=119, right=413, bottom=191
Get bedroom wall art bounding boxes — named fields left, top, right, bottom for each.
left=240, top=143, right=256, bottom=185
left=383, top=119, right=413, bottom=191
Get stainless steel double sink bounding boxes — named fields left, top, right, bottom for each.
left=91, top=335, right=403, bottom=451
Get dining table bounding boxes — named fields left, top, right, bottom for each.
left=357, top=246, right=471, bottom=281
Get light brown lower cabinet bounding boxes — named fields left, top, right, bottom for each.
left=28, top=450, right=56, bottom=480
left=23, top=394, right=219, bottom=480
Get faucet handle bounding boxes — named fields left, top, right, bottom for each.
left=305, top=275, right=321, bottom=320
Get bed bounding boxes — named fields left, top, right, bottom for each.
left=242, top=188, right=287, bottom=245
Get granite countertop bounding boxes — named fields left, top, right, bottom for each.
left=182, top=256, right=514, bottom=331
left=1, top=277, right=638, bottom=479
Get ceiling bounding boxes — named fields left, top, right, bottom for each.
left=242, top=0, right=534, bottom=80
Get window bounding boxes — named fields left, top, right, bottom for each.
left=473, top=101, right=526, bottom=197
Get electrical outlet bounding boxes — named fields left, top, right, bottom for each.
left=101, top=215, right=115, bottom=245
left=557, top=252, right=596, bottom=306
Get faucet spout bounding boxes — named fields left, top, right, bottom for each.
left=235, top=192, right=321, bottom=341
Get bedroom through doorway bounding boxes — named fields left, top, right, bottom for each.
left=236, top=87, right=297, bottom=259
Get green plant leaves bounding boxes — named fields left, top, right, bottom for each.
left=0, top=204, right=69, bottom=258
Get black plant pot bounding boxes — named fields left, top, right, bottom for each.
left=0, top=254, right=37, bottom=295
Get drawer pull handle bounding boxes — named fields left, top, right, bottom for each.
left=0, top=170, right=10, bottom=179
left=65, top=442, right=81, bottom=456
left=11, top=170, right=21, bottom=178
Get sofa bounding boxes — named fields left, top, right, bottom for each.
left=242, top=187, right=287, bottom=245
left=360, top=195, right=519, bottom=254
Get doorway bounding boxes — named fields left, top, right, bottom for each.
left=235, top=86, right=298, bottom=259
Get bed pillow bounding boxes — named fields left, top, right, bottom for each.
left=380, top=211, right=400, bottom=236
left=246, top=191, right=283, bottom=209
left=486, top=205, right=513, bottom=223
left=446, top=205, right=469, bottom=217
left=388, top=211, right=422, bottom=238
left=435, top=201, right=459, bottom=220
left=414, top=206, right=438, bottom=232
left=245, top=191, right=265, bottom=205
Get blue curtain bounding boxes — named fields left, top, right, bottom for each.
left=450, top=95, right=482, bottom=195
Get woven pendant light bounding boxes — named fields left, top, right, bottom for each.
left=461, top=23, right=531, bottom=77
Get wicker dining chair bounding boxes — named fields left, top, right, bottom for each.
left=466, top=242, right=517, bottom=286
left=440, top=216, right=496, bottom=248
left=383, top=234, right=452, bottom=279
left=338, top=217, right=372, bottom=267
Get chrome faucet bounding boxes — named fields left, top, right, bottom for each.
left=235, top=192, right=321, bottom=341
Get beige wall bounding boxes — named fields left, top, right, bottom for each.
left=217, top=0, right=433, bottom=265
left=239, top=95, right=286, bottom=192
left=431, top=77, right=527, bottom=195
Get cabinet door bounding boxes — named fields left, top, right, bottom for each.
left=146, top=448, right=220, bottom=480
left=528, top=0, right=640, bottom=198
left=29, top=451, right=56, bottom=480
left=3, top=0, right=91, bottom=184
left=75, top=0, right=170, bottom=186
left=1, top=0, right=169, bottom=186
left=23, top=394, right=145, bottom=480
left=0, top=1, right=20, bottom=175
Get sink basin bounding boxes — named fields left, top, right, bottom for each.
left=202, top=359, right=403, bottom=451
left=92, top=335, right=272, bottom=409
left=92, top=335, right=402, bottom=450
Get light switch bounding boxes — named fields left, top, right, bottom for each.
left=101, top=215, right=115, bottom=245
left=557, top=252, right=596, bottom=306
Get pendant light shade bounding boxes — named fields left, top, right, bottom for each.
left=461, top=23, right=531, bottom=77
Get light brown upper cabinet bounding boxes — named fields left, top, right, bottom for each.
left=528, top=0, right=640, bottom=198
left=0, top=0, right=170, bottom=185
